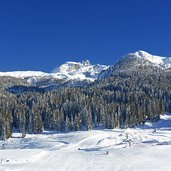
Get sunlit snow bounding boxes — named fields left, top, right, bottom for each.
left=0, top=113, right=171, bottom=171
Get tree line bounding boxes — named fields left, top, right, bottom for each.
left=0, top=66, right=171, bottom=140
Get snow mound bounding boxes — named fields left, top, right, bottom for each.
left=97, top=137, right=117, bottom=148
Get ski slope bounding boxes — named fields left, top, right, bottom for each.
left=1, top=113, right=171, bottom=171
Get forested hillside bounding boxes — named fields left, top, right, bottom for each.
left=1, top=51, right=171, bottom=140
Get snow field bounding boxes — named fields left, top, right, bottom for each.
left=0, top=113, right=171, bottom=171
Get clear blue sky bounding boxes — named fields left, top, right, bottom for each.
left=0, top=0, right=171, bottom=72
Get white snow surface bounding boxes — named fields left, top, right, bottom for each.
left=0, top=71, right=50, bottom=79
left=1, top=113, right=171, bottom=171
left=0, top=60, right=108, bottom=82
left=130, top=50, right=171, bottom=68
left=53, top=60, right=108, bottom=81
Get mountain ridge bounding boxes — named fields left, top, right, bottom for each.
left=0, top=60, right=108, bottom=82
left=1, top=50, right=171, bottom=138
left=98, top=50, right=171, bottom=80
left=1, top=51, right=171, bottom=84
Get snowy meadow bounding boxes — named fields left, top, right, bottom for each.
left=0, top=114, right=171, bottom=171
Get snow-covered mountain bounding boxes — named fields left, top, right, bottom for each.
left=125, top=50, right=171, bottom=68
left=0, top=60, right=108, bottom=82
left=1, top=51, right=171, bottom=84
left=0, top=71, right=50, bottom=79
left=98, top=50, right=171, bottom=80
left=52, top=60, right=108, bottom=81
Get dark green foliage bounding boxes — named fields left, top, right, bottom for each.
left=1, top=65, right=171, bottom=139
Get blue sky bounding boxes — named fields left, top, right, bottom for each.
left=0, top=0, right=171, bottom=72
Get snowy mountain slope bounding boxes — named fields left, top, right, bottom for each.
left=1, top=113, right=171, bottom=171
left=1, top=51, right=171, bottom=83
left=1, top=51, right=171, bottom=86
left=0, top=71, right=49, bottom=78
left=0, top=60, right=108, bottom=82
left=127, top=50, right=171, bottom=68
left=98, top=50, right=171, bottom=80
left=52, top=60, right=108, bottom=81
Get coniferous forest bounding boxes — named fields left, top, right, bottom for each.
left=1, top=56, right=171, bottom=140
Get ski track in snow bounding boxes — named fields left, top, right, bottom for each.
left=1, top=114, right=171, bottom=171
